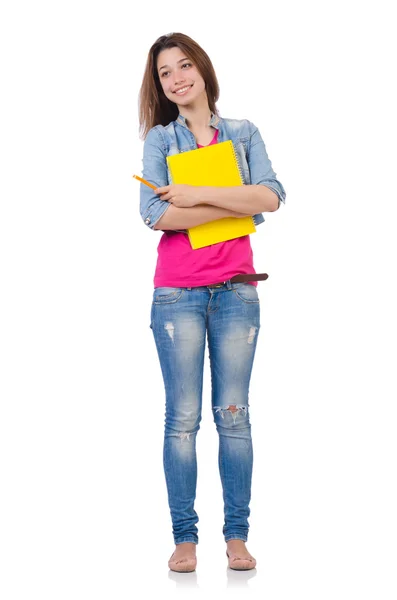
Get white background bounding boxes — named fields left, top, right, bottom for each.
left=1, top=0, right=396, bottom=598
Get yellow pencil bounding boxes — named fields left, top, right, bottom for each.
left=132, top=174, right=158, bottom=190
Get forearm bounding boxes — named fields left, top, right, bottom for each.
left=154, top=203, right=249, bottom=230
left=199, top=184, right=279, bottom=214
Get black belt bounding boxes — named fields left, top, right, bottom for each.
left=208, top=273, right=269, bottom=287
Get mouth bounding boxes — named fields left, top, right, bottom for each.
left=173, top=84, right=193, bottom=96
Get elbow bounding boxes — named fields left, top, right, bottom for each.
left=269, top=197, right=280, bottom=212
left=263, top=197, right=279, bottom=212
left=153, top=220, right=163, bottom=230
left=258, top=187, right=280, bottom=212
left=153, top=204, right=175, bottom=230
left=142, top=204, right=172, bottom=230
left=153, top=212, right=169, bottom=230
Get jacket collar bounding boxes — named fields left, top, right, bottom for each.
left=176, top=112, right=221, bottom=129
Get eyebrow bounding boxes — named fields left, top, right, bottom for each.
left=158, top=58, right=190, bottom=72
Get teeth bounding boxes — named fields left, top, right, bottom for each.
left=175, top=86, right=191, bottom=94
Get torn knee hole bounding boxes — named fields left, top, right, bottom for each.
left=213, top=405, right=248, bottom=419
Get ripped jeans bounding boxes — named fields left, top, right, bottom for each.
left=150, top=280, right=260, bottom=545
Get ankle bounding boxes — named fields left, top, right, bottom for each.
left=174, top=542, right=196, bottom=553
left=227, top=539, right=247, bottom=548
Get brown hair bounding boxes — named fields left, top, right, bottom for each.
left=138, top=33, right=220, bottom=139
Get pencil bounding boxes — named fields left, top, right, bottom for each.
left=132, top=174, right=157, bottom=190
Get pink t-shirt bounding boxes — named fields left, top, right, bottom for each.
left=153, top=128, right=257, bottom=287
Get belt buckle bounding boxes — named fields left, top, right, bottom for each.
left=212, top=281, right=225, bottom=288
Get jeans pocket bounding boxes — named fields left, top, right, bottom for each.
left=233, top=283, right=260, bottom=304
left=152, top=287, right=185, bottom=304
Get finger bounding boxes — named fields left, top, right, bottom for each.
left=155, top=186, right=169, bottom=194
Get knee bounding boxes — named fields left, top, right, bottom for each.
left=165, top=410, right=201, bottom=436
left=212, top=404, right=250, bottom=428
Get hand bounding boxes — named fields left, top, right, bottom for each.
left=155, top=184, right=201, bottom=208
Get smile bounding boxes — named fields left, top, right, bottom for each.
left=174, top=85, right=193, bottom=95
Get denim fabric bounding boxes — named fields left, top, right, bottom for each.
left=140, top=113, right=286, bottom=232
left=150, top=281, right=260, bottom=544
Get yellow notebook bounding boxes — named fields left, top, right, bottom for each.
left=166, top=140, right=256, bottom=249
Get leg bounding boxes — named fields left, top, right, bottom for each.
left=150, top=287, right=207, bottom=546
left=207, top=283, right=260, bottom=543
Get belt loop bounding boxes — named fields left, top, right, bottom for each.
left=226, top=280, right=232, bottom=290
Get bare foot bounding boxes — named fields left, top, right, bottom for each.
left=226, top=539, right=256, bottom=570
left=168, top=542, right=197, bottom=573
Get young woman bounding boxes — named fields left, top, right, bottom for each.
left=138, top=33, right=286, bottom=572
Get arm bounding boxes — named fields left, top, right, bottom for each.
left=139, top=128, right=250, bottom=230
left=245, top=121, right=286, bottom=209
left=154, top=123, right=286, bottom=216
left=139, top=127, right=173, bottom=230
left=154, top=203, right=250, bottom=230
left=197, top=122, right=286, bottom=214
left=197, top=184, right=279, bottom=214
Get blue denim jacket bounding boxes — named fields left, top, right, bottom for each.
left=139, top=112, right=286, bottom=231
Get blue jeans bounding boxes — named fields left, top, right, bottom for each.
left=150, top=280, right=260, bottom=545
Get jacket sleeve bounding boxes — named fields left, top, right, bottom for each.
left=139, top=127, right=171, bottom=230
left=247, top=121, right=286, bottom=207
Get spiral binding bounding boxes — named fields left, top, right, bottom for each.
left=227, top=141, right=255, bottom=226
left=228, top=140, right=244, bottom=185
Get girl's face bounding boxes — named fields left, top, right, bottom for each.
left=156, top=46, right=207, bottom=108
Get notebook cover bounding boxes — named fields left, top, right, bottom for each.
left=166, top=140, right=256, bottom=249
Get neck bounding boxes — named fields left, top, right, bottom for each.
left=178, top=95, right=212, bottom=130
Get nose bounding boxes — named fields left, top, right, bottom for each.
left=173, top=77, right=186, bottom=88
left=173, top=68, right=186, bottom=87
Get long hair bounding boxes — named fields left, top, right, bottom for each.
left=138, top=33, right=220, bottom=140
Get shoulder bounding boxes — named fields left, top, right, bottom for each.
left=219, top=117, right=257, bottom=137
left=144, top=124, right=172, bottom=154
left=145, top=120, right=178, bottom=145
left=145, top=124, right=163, bottom=143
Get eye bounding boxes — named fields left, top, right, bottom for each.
left=161, top=63, right=192, bottom=77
